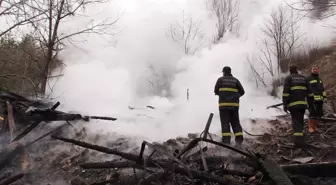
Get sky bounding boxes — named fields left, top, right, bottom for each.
left=42, top=0, right=336, bottom=144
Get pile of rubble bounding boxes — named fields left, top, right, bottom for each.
left=1, top=91, right=336, bottom=185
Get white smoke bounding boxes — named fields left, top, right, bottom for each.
left=48, top=0, right=336, bottom=143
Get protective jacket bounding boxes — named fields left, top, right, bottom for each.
left=214, top=74, right=245, bottom=110
left=306, top=74, right=326, bottom=102
left=282, top=73, right=313, bottom=110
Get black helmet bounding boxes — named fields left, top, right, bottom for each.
left=289, top=65, right=298, bottom=74
left=222, top=66, right=231, bottom=73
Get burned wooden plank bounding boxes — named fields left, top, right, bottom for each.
left=6, top=101, right=16, bottom=142
left=177, top=138, right=254, bottom=159
left=0, top=173, right=24, bottom=185
left=258, top=156, right=294, bottom=185
left=54, top=135, right=245, bottom=185
left=281, top=161, right=336, bottom=178
left=12, top=101, right=60, bottom=142
left=202, top=113, right=213, bottom=140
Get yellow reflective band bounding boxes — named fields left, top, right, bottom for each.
left=219, top=88, right=238, bottom=92
left=222, top=132, right=232, bottom=136
left=288, top=101, right=307, bottom=107
left=283, top=93, right=289, bottom=97
left=323, top=92, right=326, bottom=97
left=219, top=102, right=239, bottom=107
left=308, top=93, right=314, bottom=97
left=0, top=116, right=3, bottom=121
left=314, top=95, right=323, bottom=101
left=235, top=132, right=243, bottom=136
left=290, top=86, right=307, bottom=90
left=293, top=132, right=304, bottom=136
left=310, top=80, right=317, bottom=84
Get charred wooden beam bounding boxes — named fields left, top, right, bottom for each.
left=54, top=136, right=245, bottom=185
left=0, top=173, right=24, bottom=185
left=51, top=135, right=139, bottom=161
left=202, top=113, right=213, bottom=140
left=6, top=101, right=16, bottom=142
left=12, top=101, right=60, bottom=142
left=258, top=156, right=294, bottom=185
left=0, top=172, right=11, bottom=181
left=81, top=161, right=138, bottom=169
left=281, top=161, right=336, bottom=178
left=176, top=138, right=254, bottom=159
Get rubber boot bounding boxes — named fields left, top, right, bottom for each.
left=308, top=119, right=315, bottom=133
left=293, top=136, right=305, bottom=148
left=235, top=136, right=243, bottom=146
left=313, top=119, right=318, bottom=132
left=222, top=136, right=230, bottom=145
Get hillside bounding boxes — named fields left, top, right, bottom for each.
left=300, top=48, right=336, bottom=113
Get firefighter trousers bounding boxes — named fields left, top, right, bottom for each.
left=309, top=102, right=324, bottom=119
left=289, top=109, right=306, bottom=146
left=219, top=109, right=243, bottom=145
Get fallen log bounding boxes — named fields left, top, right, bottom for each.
left=281, top=161, right=336, bottom=178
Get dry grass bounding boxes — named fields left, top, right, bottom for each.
left=280, top=46, right=334, bottom=73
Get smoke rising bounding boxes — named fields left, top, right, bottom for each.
left=48, top=0, right=336, bottom=142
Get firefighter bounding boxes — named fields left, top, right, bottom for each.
left=306, top=65, right=326, bottom=133
left=214, top=66, right=245, bottom=145
left=282, top=65, right=313, bottom=147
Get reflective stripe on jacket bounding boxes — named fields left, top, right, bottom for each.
left=306, top=74, right=326, bottom=102
left=214, top=74, right=245, bottom=110
left=282, top=73, right=313, bottom=109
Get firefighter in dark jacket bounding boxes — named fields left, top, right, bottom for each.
left=306, top=65, right=326, bottom=133
left=282, top=65, right=313, bottom=146
left=214, top=66, right=245, bottom=145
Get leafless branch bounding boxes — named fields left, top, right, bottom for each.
left=167, top=10, right=205, bottom=55
left=284, top=0, right=335, bottom=19
left=206, top=0, right=240, bottom=42
left=245, top=55, right=267, bottom=88
left=24, top=0, right=118, bottom=94
left=0, top=74, right=38, bottom=97
left=260, top=4, right=305, bottom=77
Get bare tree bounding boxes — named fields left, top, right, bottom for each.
left=147, top=64, right=172, bottom=97
left=168, top=11, right=205, bottom=55
left=285, top=0, right=333, bottom=19
left=206, top=0, right=240, bottom=42
left=27, top=0, right=118, bottom=94
left=0, top=0, right=45, bottom=37
left=261, top=4, right=305, bottom=77
left=245, top=55, right=267, bottom=88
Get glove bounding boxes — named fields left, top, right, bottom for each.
left=283, top=105, right=288, bottom=113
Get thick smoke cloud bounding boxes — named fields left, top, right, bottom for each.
left=49, top=0, right=336, bottom=142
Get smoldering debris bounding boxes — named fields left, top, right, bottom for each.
left=2, top=92, right=336, bottom=184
